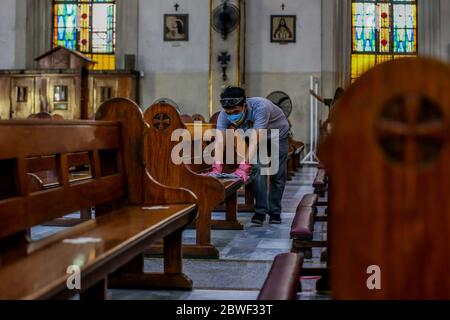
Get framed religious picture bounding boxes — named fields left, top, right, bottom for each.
left=164, top=14, right=189, bottom=41
left=271, top=15, right=296, bottom=44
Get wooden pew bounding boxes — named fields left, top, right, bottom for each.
left=287, top=144, right=295, bottom=181
left=289, top=137, right=305, bottom=172
left=209, top=112, right=221, bottom=124
left=192, top=114, right=206, bottom=123
left=180, top=114, right=193, bottom=123
left=320, top=57, right=450, bottom=299
left=143, top=103, right=245, bottom=259
left=0, top=98, right=198, bottom=299
left=27, top=112, right=53, bottom=120
left=286, top=120, right=305, bottom=175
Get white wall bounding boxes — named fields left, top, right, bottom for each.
left=137, top=0, right=323, bottom=142
left=138, top=0, right=210, bottom=114
left=246, top=0, right=321, bottom=74
left=245, top=0, right=322, bottom=142
left=0, top=0, right=17, bottom=68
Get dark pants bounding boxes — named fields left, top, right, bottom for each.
left=251, top=138, right=289, bottom=218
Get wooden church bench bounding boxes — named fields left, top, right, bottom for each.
left=287, top=144, right=295, bottom=181
left=143, top=103, right=247, bottom=259
left=290, top=138, right=305, bottom=171
left=288, top=138, right=305, bottom=175
left=318, top=58, right=450, bottom=298
left=0, top=99, right=198, bottom=299
left=257, top=253, right=303, bottom=300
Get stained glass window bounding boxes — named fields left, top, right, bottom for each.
left=53, top=0, right=116, bottom=70
left=352, top=0, right=417, bottom=81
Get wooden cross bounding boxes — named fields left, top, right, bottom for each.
left=218, top=52, right=231, bottom=82
left=218, top=52, right=231, bottom=65
left=281, top=3, right=285, bottom=11
left=376, top=94, right=446, bottom=166
left=174, top=3, right=179, bottom=11
left=153, top=113, right=171, bottom=131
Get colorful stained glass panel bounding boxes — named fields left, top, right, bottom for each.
left=352, top=2, right=376, bottom=52
left=351, top=0, right=417, bottom=81
left=393, top=4, right=416, bottom=53
left=54, top=4, right=77, bottom=50
left=52, top=0, right=116, bottom=70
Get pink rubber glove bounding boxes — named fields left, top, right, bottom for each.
left=211, top=161, right=223, bottom=174
left=233, top=161, right=252, bottom=183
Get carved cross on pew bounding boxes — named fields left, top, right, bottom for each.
left=376, top=94, right=446, bottom=166
left=153, top=113, right=171, bottom=131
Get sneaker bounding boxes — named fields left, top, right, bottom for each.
left=251, top=214, right=265, bottom=226
left=269, top=215, right=282, bottom=224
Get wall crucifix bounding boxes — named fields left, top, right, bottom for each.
left=218, top=52, right=231, bottom=82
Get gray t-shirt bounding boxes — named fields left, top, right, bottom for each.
left=216, top=97, right=290, bottom=140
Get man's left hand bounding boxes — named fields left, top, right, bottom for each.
left=234, top=161, right=252, bottom=183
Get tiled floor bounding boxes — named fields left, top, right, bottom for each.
left=31, top=166, right=330, bottom=300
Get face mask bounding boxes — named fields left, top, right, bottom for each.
left=227, top=109, right=246, bottom=126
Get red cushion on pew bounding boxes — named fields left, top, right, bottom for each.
left=290, top=206, right=314, bottom=240
left=313, top=169, right=327, bottom=187
left=298, top=194, right=318, bottom=208
left=257, top=253, right=303, bottom=300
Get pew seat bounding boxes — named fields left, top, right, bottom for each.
left=0, top=204, right=196, bottom=300
left=257, top=253, right=303, bottom=300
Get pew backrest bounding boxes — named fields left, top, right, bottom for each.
left=320, top=57, right=450, bottom=299
left=0, top=119, right=127, bottom=242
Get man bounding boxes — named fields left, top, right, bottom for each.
left=212, top=86, right=290, bottom=225
left=309, top=87, right=344, bottom=133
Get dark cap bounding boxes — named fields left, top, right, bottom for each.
left=220, top=86, right=247, bottom=109
left=221, top=86, right=246, bottom=100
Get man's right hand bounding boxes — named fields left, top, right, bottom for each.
left=211, top=162, right=223, bottom=174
